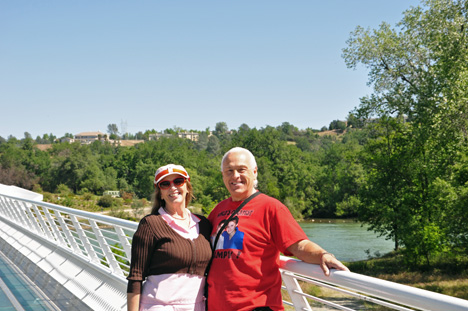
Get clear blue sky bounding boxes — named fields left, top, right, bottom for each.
left=1, top=0, right=422, bottom=139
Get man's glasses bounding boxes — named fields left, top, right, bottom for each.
left=158, top=177, right=187, bottom=190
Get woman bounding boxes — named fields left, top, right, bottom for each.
left=127, top=164, right=212, bottom=311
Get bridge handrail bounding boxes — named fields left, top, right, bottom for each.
left=1, top=192, right=468, bottom=311
left=279, top=256, right=468, bottom=311
left=0, top=192, right=137, bottom=280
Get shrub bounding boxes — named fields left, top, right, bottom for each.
left=121, top=191, right=133, bottom=204
left=109, top=206, right=131, bottom=219
left=57, top=184, right=72, bottom=195
left=82, top=192, right=93, bottom=201
left=97, top=195, right=114, bottom=208
left=33, top=184, right=43, bottom=193
left=43, top=192, right=53, bottom=202
left=61, top=195, right=75, bottom=208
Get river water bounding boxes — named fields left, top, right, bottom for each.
left=299, top=219, right=395, bottom=262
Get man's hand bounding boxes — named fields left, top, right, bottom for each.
left=319, top=252, right=349, bottom=276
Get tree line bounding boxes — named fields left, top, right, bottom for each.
left=1, top=0, right=467, bottom=266
left=0, top=122, right=359, bottom=219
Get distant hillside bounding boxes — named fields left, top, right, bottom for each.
left=317, top=129, right=346, bottom=136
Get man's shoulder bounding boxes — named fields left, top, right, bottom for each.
left=254, top=193, right=286, bottom=207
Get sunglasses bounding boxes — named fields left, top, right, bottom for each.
left=158, top=177, right=187, bottom=190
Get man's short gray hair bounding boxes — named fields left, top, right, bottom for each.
left=220, top=147, right=257, bottom=171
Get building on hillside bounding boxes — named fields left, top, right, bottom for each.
left=148, top=133, right=173, bottom=140
left=103, top=190, right=120, bottom=198
left=59, top=137, right=75, bottom=143
left=148, top=131, right=200, bottom=142
left=177, top=131, right=199, bottom=142
left=75, top=132, right=107, bottom=144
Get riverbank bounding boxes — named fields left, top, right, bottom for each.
left=345, top=251, right=468, bottom=300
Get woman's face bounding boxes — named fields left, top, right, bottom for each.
left=159, top=174, right=187, bottom=207
left=226, top=220, right=237, bottom=235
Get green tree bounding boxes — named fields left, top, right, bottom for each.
left=196, top=132, right=209, bottom=151
left=328, top=120, right=346, bottom=131
left=213, top=122, right=231, bottom=145
left=107, top=124, right=119, bottom=138
left=346, top=113, right=365, bottom=129
left=314, top=130, right=363, bottom=218
left=213, top=122, right=228, bottom=137
left=343, top=0, right=468, bottom=264
left=206, top=135, right=220, bottom=156
left=357, top=117, right=412, bottom=251
left=238, top=123, right=251, bottom=132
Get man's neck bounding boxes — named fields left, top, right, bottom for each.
left=231, top=189, right=257, bottom=202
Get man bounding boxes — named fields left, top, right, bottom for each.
left=207, top=147, right=349, bottom=311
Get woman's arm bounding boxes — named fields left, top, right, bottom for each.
left=127, top=218, right=152, bottom=311
left=127, top=293, right=140, bottom=311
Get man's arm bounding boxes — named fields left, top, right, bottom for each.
left=286, top=239, right=350, bottom=276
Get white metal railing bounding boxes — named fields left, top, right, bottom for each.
left=0, top=193, right=138, bottom=279
left=1, top=192, right=468, bottom=311
left=279, top=257, right=468, bottom=311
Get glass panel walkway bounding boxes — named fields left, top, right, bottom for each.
left=0, top=250, right=59, bottom=311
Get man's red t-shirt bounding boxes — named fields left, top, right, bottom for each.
left=207, top=193, right=308, bottom=311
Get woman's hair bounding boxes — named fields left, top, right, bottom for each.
left=228, top=216, right=239, bottom=233
left=151, top=178, right=194, bottom=214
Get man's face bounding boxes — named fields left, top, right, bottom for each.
left=222, top=150, right=257, bottom=201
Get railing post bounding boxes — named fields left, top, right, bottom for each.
left=5, top=199, right=21, bottom=224
left=31, top=204, right=55, bottom=240
left=281, top=270, right=312, bottom=311
left=115, top=226, right=133, bottom=261
left=89, top=220, right=124, bottom=276
left=54, top=210, right=82, bottom=253
left=16, top=201, right=35, bottom=231
left=6, top=199, right=23, bottom=224
left=24, top=203, right=45, bottom=236
left=43, top=207, right=67, bottom=246
left=69, top=214, right=101, bottom=264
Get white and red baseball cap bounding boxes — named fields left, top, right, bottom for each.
left=154, top=164, right=190, bottom=186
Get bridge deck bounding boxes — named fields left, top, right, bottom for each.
left=0, top=221, right=93, bottom=311
left=0, top=248, right=57, bottom=311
